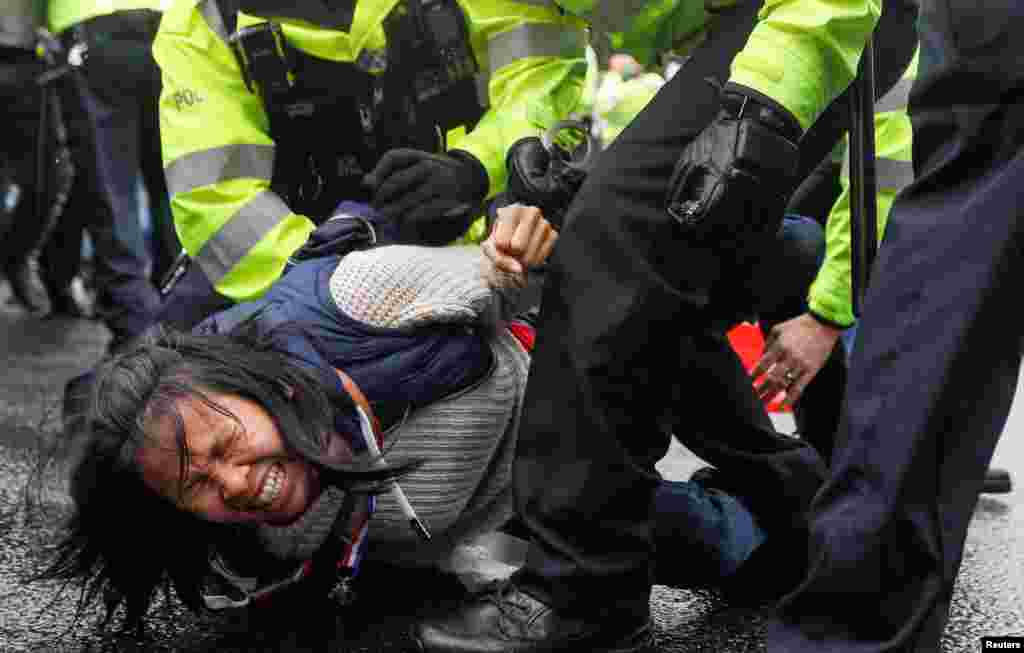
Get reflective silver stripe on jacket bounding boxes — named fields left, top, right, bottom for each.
left=873, top=157, right=915, bottom=192
left=841, top=153, right=915, bottom=193
left=165, top=144, right=275, bottom=196
left=198, top=0, right=231, bottom=42
left=487, top=22, right=583, bottom=76
left=194, top=190, right=291, bottom=282
left=476, top=22, right=584, bottom=107
left=875, top=76, right=914, bottom=114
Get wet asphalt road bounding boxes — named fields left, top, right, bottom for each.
left=0, top=287, right=1022, bottom=653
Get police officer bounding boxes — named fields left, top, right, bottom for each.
left=752, top=51, right=919, bottom=463
left=768, top=0, right=1024, bottom=649
left=42, top=0, right=172, bottom=343
left=753, top=45, right=1012, bottom=497
left=412, top=0, right=891, bottom=650
left=0, top=0, right=51, bottom=314
left=152, top=0, right=587, bottom=322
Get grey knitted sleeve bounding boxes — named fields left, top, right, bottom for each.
left=328, top=245, right=522, bottom=329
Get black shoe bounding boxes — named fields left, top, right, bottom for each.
left=3, top=257, right=51, bottom=315
left=716, top=533, right=808, bottom=607
left=413, top=581, right=654, bottom=653
left=48, top=276, right=95, bottom=319
left=982, top=468, right=1012, bottom=494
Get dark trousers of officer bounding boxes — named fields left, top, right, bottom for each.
left=0, top=49, right=47, bottom=263
left=768, top=1, right=1024, bottom=651
left=42, top=10, right=169, bottom=341
left=510, top=0, right=922, bottom=620
left=513, top=0, right=812, bottom=619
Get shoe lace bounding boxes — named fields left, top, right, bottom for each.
left=473, top=579, right=532, bottom=620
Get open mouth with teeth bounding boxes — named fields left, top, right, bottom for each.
left=256, top=463, right=286, bottom=508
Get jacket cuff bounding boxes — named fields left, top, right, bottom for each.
left=722, top=81, right=804, bottom=142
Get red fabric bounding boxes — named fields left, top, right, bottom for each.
left=726, top=322, right=791, bottom=413
left=508, top=321, right=536, bottom=353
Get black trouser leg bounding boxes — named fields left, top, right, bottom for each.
left=770, top=1, right=1024, bottom=649
left=673, top=332, right=827, bottom=539
left=786, top=159, right=842, bottom=227
left=0, top=52, right=44, bottom=253
left=40, top=77, right=93, bottom=295
left=790, top=345, right=845, bottom=464
left=133, top=26, right=178, bottom=283
left=514, top=0, right=918, bottom=622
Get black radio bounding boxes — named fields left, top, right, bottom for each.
left=229, top=21, right=294, bottom=99
left=384, top=0, right=478, bottom=103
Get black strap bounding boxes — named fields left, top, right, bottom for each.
left=848, top=34, right=878, bottom=318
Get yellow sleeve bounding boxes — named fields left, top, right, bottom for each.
left=729, top=0, right=881, bottom=130
left=452, top=1, right=589, bottom=197
left=154, top=0, right=313, bottom=302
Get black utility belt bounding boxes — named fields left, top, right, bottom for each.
left=62, top=9, right=162, bottom=50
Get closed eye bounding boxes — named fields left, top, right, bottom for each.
left=178, top=425, right=244, bottom=501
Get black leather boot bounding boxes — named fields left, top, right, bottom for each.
left=412, top=580, right=654, bottom=653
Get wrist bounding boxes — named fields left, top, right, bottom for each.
left=806, top=309, right=848, bottom=333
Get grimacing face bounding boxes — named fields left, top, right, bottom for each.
left=136, top=392, right=321, bottom=524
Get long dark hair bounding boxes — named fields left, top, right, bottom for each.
left=35, top=319, right=418, bottom=630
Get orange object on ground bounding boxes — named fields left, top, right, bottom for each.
left=726, top=322, right=791, bottom=413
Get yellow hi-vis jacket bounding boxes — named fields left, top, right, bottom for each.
left=593, top=69, right=664, bottom=147
left=154, top=0, right=587, bottom=302
left=808, top=49, right=919, bottom=329
left=48, top=0, right=173, bottom=35
left=557, top=0, right=880, bottom=133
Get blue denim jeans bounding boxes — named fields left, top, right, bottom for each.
left=652, top=479, right=766, bottom=588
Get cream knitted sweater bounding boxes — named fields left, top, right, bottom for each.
left=329, top=245, right=531, bottom=564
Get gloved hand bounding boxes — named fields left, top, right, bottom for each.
left=504, top=136, right=588, bottom=231
left=665, top=82, right=802, bottom=250
left=363, top=148, right=489, bottom=245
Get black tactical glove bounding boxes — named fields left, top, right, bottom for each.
left=363, top=148, right=488, bottom=245
left=504, top=135, right=588, bottom=231
left=665, top=82, right=802, bottom=251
